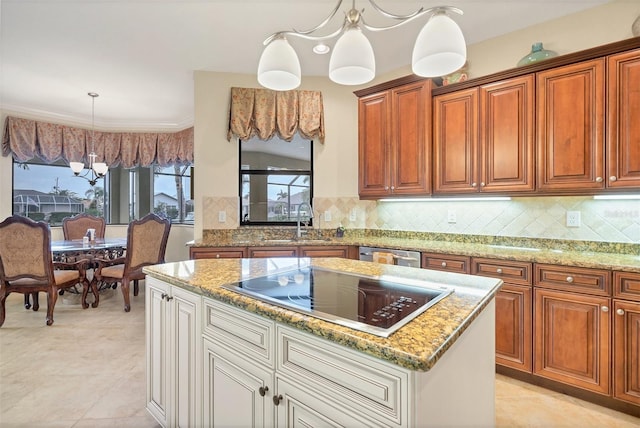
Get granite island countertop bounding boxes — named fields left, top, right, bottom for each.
left=189, top=232, right=640, bottom=273
left=143, top=257, right=502, bottom=371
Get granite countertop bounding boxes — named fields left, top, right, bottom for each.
left=143, top=257, right=502, bottom=371
left=189, top=233, right=640, bottom=273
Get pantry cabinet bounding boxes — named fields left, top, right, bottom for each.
left=358, top=79, right=431, bottom=198
left=606, top=48, right=640, bottom=189
left=536, top=58, right=606, bottom=191
left=433, top=75, right=535, bottom=194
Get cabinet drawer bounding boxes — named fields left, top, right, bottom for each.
left=277, top=326, right=407, bottom=426
left=203, top=298, right=275, bottom=368
left=422, top=253, right=470, bottom=274
left=614, top=271, right=640, bottom=301
left=299, top=246, right=348, bottom=258
left=190, top=246, right=246, bottom=259
left=248, top=246, right=297, bottom=258
left=534, top=264, right=611, bottom=296
left=472, top=258, right=532, bottom=286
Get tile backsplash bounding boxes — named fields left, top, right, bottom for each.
left=204, top=196, right=639, bottom=244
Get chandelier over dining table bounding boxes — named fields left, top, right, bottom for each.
left=69, top=92, right=108, bottom=186
left=257, top=0, right=467, bottom=91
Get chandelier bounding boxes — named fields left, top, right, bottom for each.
left=257, top=0, right=466, bottom=90
left=69, top=92, right=108, bottom=186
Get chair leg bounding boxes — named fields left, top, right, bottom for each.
left=32, top=292, right=39, bottom=311
left=133, top=280, right=139, bottom=297
left=121, top=280, right=131, bottom=312
left=46, top=287, right=58, bottom=326
left=0, top=290, right=7, bottom=327
left=24, top=294, right=31, bottom=309
left=90, top=278, right=100, bottom=309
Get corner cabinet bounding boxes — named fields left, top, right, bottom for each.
left=357, top=79, right=431, bottom=198
left=146, top=277, right=202, bottom=427
left=433, top=75, right=535, bottom=194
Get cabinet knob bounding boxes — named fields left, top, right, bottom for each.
left=384, top=186, right=389, bottom=190
left=215, top=254, right=220, bottom=258
left=259, top=386, right=269, bottom=397
left=496, top=268, right=503, bottom=274
left=480, top=182, right=485, bottom=187
left=471, top=182, right=477, bottom=187
left=566, top=276, right=574, bottom=283
left=273, top=394, right=283, bottom=406
left=161, top=293, right=167, bottom=300
left=616, top=308, right=625, bottom=316
left=595, top=176, right=603, bottom=183
left=441, top=262, right=447, bottom=268
left=390, top=185, right=395, bottom=191
left=610, top=176, right=618, bottom=182
left=601, top=306, right=609, bottom=313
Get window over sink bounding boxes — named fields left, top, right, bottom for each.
left=239, top=135, right=313, bottom=226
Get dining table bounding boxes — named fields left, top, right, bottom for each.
left=51, top=238, right=127, bottom=308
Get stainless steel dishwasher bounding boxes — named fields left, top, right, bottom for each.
left=358, top=246, right=421, bottom=268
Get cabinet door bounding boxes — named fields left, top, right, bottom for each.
left=613, top=300, right=640, bottom=405
left=537, top=59, right=605, bottom=191
left=190, top=246, right=247, bottom=259
left=249, top=246, right=298, bottom=258
left=146, top=278, right=171, bottom=427
left=495, top=284, right=532, bottom=372
left=534, top=288, right=610, bottom=394
left=170, top=286, right=202, bottom=428
left=203, top=338, right=274, bottom=428
left=607, top=48, right=640, bottom=189
left=359, top=92, right=390, bottom=197
left=389, top=80, right=431, bottom=195
left=479, top=75, right=535, bottom=192
left=433, top=87, right=479, bottom=194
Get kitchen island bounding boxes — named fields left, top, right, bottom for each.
left=143, top=257, right=502, bottom=427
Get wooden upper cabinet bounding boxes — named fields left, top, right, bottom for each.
left=433, top=75, right=534, bottom=194
left=358, top=80, right=431, bottom=198
left=536, top=59, right=606, bottom=191
left=607, top=48, right=640, bottom=189
left=433, top=87, right=478, bottom=194
left=479, top=75, right=535, bottom=193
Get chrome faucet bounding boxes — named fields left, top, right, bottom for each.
left=296, top=201, right=313, bottom=239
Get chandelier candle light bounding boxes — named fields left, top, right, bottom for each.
left=69, top=92, right=108, bottom=186
left=257, top=0, right=466, bottom=90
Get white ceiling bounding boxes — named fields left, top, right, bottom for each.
left=0, top=0, right=610, bottom=131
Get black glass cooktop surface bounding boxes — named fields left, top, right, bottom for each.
left=222, top=267, right=453, bottom=337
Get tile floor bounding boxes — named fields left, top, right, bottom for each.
left=1, top=285, right=639, bottom=427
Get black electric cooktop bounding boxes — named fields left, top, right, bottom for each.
left=222, top=266, right=453, bottom=337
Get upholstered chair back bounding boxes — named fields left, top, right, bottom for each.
left=62, top=213, right=106, bottom=240
left=126, top=214, right=171, bottom=272
left=0, top=216, right=51, bottom=281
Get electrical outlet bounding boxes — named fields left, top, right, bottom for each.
left=218, top=211, right=226, bottom=223
left=349, top=208, right=357, bottom=222
left=447, top=210, right=457, bottom=223
left=324, top=210, right=332, bottom=222
left=566, top=211, right=581, bottom=227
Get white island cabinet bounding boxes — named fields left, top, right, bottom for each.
left=145, top=276, right=202, bottom=427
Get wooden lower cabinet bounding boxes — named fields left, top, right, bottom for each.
left=299, top=246, right=349, bottom=258
left=495, top=284, right=532, bottom=372
left=190, top=246, right=247, bottom=259
left=533, top=288, right=610, bottom=395
left=248, top=246, right=298, bottom=258
left=613, top=299, right=640, bottom=406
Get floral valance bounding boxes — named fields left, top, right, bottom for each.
left=227, top=87, right=325, bottom=143
left=2, top=116, right=193, bottom=168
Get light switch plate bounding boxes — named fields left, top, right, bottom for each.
left=349, top=208, right=357, bottom=222
left=324, top=210, right=332, bottom=222
left=447, top=210, right=457, bottom=223
left=218, top=211, right=226, bottom=223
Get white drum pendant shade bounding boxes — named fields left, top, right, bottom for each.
left=329, top=27, right=375, bottom=85
left=257, top=37, right=301, bottom=91
left=412, top=13, right=466, bottom=77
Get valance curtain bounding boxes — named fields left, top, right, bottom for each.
left=227, top=87, right=325, bottom=143
left=2, top=116, right=193, bottom=168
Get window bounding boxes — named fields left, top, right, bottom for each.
left=240, top=135, right=313, bottom=225
left=13, top=159, right=193, bottom=225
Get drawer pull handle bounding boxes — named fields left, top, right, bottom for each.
left=616, top=309, right=625, bottom=316
left=496, top=268, right=503, bottom=274
left=441, top=262, right=447, bottom=268
left=166, top=296, right=173, bottom=301
left=161, top=293, right=167, bottom=300
left=259, top=386, right=269, bottom=397
left=273, top=394, right=283, bottom=406
left=566, top=276, right=574, bottom=283
left=601, top=306, right=609, bottom=313
left=216, top=254, right=220, bottom=258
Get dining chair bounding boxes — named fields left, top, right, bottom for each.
left=0, top=215, right=90, bottom=327
left=62, top=213, right=106, bottom=240
left=92, top=213, right=171, bottom=312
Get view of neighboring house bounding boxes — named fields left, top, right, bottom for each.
left=13, top=189, right=85, bottom=222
